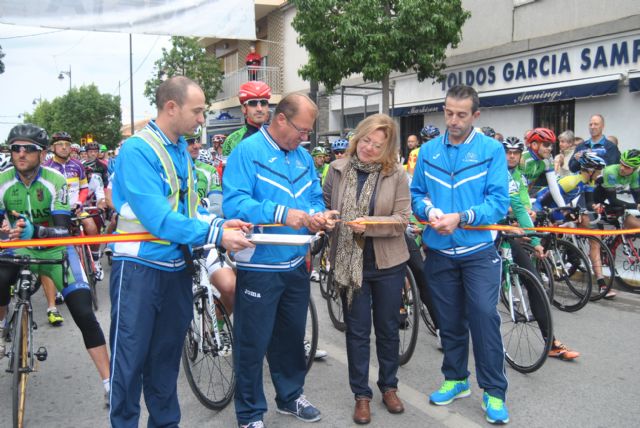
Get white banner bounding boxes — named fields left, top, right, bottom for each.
left=0, top=0, right=255, bottom=39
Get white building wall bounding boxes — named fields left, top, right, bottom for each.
left=281, top=7, right=311, bottom=94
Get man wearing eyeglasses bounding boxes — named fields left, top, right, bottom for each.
left=223, top=93, right=339, bottom=428
left=222, top=80, right=272, bottom=157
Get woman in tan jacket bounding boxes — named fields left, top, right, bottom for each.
left=323, top=113, right=410, bottom=425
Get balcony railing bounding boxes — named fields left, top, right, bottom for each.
left=215, top=66, right=282, bottom=102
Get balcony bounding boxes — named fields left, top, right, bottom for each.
left=211, top=66, right=282, bottom=108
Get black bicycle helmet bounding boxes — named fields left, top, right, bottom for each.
left=481, top=126, right=496, bottom=138
left=7, top=124, right=49, bottom=149
left=51, top=131, right=72, bottom=143
left=85, top=142, right=100, bottom=151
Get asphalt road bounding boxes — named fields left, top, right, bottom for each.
left=1, top=261, right=639, bottom=428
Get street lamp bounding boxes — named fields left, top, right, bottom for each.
left=32, top=96, right=42, bottom=105
left=58, top=66, right=72, bottom=91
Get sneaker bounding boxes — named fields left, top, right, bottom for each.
left=239, top=422, right=265, bottom=428
left=429, top=379, right=470, bottom=405
left=219, top=330, right=232, bottom=356
left=47, top=309, right=64, bottom=326
left=55, top=292, right=64, bottom=305
left=304, top=340, right=328, bottom=360
left=309, top=270, right=320, bottom=282
left=94, top=260, right=104, bottom=281
left=276, top=395, right=322, bottom=422
left=435, top=329, right=443, bottom=350
left=548, top=339, right=580, bottom=360
left=482, top=392, right=509, bottom=425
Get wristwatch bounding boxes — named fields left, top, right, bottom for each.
left=458, top=211, right=469, bottom=227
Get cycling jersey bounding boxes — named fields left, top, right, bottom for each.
left=87, top=173, right=105, bottom=204
left=596, top=164, right=640, bottom=210
left=509, top=166, right=532, bottom=209
left=84, top=158, right=109, bottom=188
left=44, top=157, right=88, bottom=206
left=222, top=123, right=260, bottom=156
left=521, top=150, right=553, bottom=185
left=534, top=173, right=595, bottom=210
left=507, top=166, right=540, bottom=247
left=194, top=159, right=222, bottom=216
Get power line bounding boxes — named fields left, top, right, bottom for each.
left=113, top=35, right=161, bottom=94
left=0, top=29, right=65, bottom=40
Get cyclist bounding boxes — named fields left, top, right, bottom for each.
left=44, top=132, right=92, bottom=319
left=84, top=142, right=109, bottom=188
left=521, top=128, right=565, bottom=208
left=79, top=145, right=88, bottom=162
left=502, top=137, right=580, bottom=360
left=533, top=152, right=614, bottom=298
left=186, top=129, right=224, bottom=220
left=70, top=143, right=81, bottom=160
left=222, top=80, right=272, bottom=156
left=596, top=149, right=640, bottom=230
left=311, top=146, right=329, bottom=183
left=0, top=124, right=111, bottom=399
left=211, top=133, right=226, bottom=168
left=406, top=125, right=439, bottom=176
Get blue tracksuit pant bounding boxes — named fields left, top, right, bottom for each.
left=233, top=264, right=310, bottom=425
left=424, top=246, right=508, bottom=401
left=109, top=260, right=193, bottom=428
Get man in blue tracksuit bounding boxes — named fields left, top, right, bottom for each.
left=223, top=93, right=336, bottom=428
left=109, top=76, right=254, bottom=427
left=410, top=85, right=511, bottom=425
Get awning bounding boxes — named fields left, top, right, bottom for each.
left=629, top=71, right=640, bottom=93
left=392, top=74, right=622, bottom=117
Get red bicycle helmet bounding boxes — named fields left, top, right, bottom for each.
left=238, top=81, right=272, bottom=104
left=525, top=128, right=556, bottom=145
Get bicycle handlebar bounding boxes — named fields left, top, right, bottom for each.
left=0, top=252, right=67, bottom=266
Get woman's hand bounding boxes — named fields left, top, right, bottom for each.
left=347, top=217, right=367, bottom=234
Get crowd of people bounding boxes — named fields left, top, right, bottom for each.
left=0, top=76, right=638, bottom=428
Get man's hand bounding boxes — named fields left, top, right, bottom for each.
left=285, top=209, right=311, bottom=230
left=431, top=213, right=461, bottom=235
left=310, top=210, right=340, bottom=232
left=220, top=229, right=254, bottom=253
left=347, top=217, right=367, bottom=234
left=223, top=219, right=253, bottom=234
left=7, top=211, right=33, bottom=240
left=428, top=208, right=444, bottom=223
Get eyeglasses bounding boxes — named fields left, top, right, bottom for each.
left=284, top=115, right=314, bottom=137
left=358, top=139, right=384, bottom=151
left=10, top=144, right=42, bottom=153
left=244, top=99, right=269, bottom=107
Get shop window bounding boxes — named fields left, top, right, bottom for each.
left=534, top=99, right=575, bottom=156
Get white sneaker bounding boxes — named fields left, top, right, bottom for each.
left=94, top=260, right=104, bottom=281
left=304, top=340, right=328, bottom=360
left=309, top=270, right=320, bottom=282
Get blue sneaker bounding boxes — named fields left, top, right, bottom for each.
left=276, top=395, right=322, bottom=422
left=482, top=392, right=509, bottom=425
left=429, top=379, right=471, bottom=405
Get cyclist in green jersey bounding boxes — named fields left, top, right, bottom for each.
left=504, top=137, right=580, bottom=360
left=521, top=128, right=565, bottom=208
left=185, top=128, right=223, bottom=217
left=596, top=149, right=640, bottom=230
left=222, top=81, right=272, bottom=156
left=0, top=124, right=111, bottom=399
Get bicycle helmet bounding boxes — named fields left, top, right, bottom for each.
left=311, top=146, right=327, bottom=157
left=525, top=128, right=556, bottom=145
left=184, top=126, right=203, bottom=144
left=212, top=134, right=226, bottom=144
left=7, top=123, right=49, bottom=149
left=480, top=126, right=496, bottom=138
left=197, top=150, right=213, bottom=165
left=331, top=138, right=349, bottom=152
left=0, top=152, right=11, bottom=171
left=578, top=152, right=606, bottom=170
left=99, top=144, right=108, bottom=153
left=85, top=142, right=100, bottom=151
left=502, top=136, right=525, bottom=152
left=238, top=81, right=272, bottom=104
left=420, top=125, right=440, bottom=141
left=70, top=143, right=81, bottom=152
left=345, top=130, right=355, bottom=142
left=620, top=149, right=640, bottom=169
left=51, top=131, right=72, bottom=143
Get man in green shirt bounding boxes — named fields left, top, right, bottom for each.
left=597, top=149, right=640, bottom=230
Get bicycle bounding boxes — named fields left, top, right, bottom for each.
left=497, top=234, right=553, bottom=373
left=1, top=252, right=67, bottom=428
left=398, top=266, right=420, bottom=366
left=182, top=245, right=235, bottom=410
left=70, top=207, right=105, bottom=311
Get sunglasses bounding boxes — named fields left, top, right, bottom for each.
left=10, top=144, right=42, bottom=153
left=333, top=150, right=345, bottom=155
left=244, top=99, right=269, bottom=107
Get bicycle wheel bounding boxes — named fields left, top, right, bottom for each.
left=499, top=266, right=553, bottom=374
left=398, top=266, right=420, bottom=366
left=326, top=272, right=346, bottom=332
left=317, top=246, right=330, bottom=300
left=304, top=295, right=318, bottom=373
left=78, top=245, right=98, bottom=311
left=572, top=235, right=615, bottom=301
left=182, top=290, right=235, bottom=410
left=420, top=302, right=437, bottom=336
left=613, top=236, right=640, bottom=293
left=519, top=242, right=555, bottom=302
left=548, top=239, right=592, bottom=312
left=12, top=304, right=30, bottom=428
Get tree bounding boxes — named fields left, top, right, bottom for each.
left=291, top=0, right=470, bottom=113
left=0, top=44, right=5, bottom=74
left=24, top=84, right=122, bottom=148
left=144, top=36, right=223, bottom=107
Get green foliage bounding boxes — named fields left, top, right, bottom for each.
left=0, top=44, right=5, bottom=74
left=291, top=0, right=470, bottom=91
left=23, top=85, right=122, bottom=148
left=144, top=36, right=223, bottom=106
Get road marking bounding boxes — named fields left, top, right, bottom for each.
left=318, top=340, right=481, bottom=428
